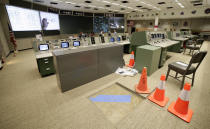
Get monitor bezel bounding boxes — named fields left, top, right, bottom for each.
left=39, top=44, right=49, bottom=51
left=73, top=41, right=80, bottom=47
left=61, top=42, right=69, bottom=48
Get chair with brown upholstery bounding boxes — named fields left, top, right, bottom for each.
left=166, top=51, right=207, bottom=89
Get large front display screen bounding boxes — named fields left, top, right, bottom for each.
left=6, top=5, right=42, bottom=31
left=40, top=11, right=60, bottom=30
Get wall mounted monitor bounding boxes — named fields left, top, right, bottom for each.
left=39, top=44, right=49, bottom=51
left=40, top=11, right=60, bottom=30
left=6, top=5, right=41, bottom=31
left=61, top=42, right=69, bottom=48
left=110, top=37, right=115, bottom=42
left=73, top=41, right=80, bottom=47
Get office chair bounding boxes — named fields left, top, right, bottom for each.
left=166, top=51, right=207, bottom=89
left=184, top=39, right=204, bottom=55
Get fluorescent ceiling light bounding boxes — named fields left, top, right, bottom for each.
left=102, top=0, right=111, bottom=4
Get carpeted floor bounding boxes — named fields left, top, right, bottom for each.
left=0, top=42, right=209, bottom=129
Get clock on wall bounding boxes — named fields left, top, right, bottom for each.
left=180, top=12, right=184, bottom=15
left=205, top=8, right=210, bottom=14
left=183, top=21, right=188, bottom=27
left=192, top=10, right=196, bottom=14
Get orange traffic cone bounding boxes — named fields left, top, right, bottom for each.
left=148, top=74, right=169, bottom=107
left=126, top=51, right=135, bottom=68
left=135, top=67, right=150, bottom=94
left=168, top=83, right=193, bottom=123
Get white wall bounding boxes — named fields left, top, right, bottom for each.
left=0, top=19, right=10, bottom=57
left=133, top=18, right=210, bottom=32
left=127, top=6, right=210, bottom=20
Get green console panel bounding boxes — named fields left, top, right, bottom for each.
left=135, top=45, right=161, bottom=76
left=167, top=41, right=182, bottom=53
left=130, top=32, right=148, bottom=54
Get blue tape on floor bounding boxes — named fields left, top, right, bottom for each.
left=90, top=95, right=131, bottom=102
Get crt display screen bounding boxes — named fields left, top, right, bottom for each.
left=39, top=44, right=49, bottom=51
left=61, top=42, right=69, bottom=48
left=73, top=41, right=80, bottom=47
left=110, top=37, right=115, bottom=42
left=122, top=36, right=126, bottom=40
left=162, top=34, right=165, bottom=39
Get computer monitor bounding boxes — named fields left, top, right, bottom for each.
left=110, top=37, right=115, bottom=42
left=101, top=36, right=105, bottom=43
left=162, top=34, right=165, bottom=39
left=73, top=41, right=80, bottom=47
left=61, top=42, right=69, bottom=48
left=122, top=36, right=126, bottom=41
left=91, top=37, right=95, bottom=44
left=176, top=33, right=180, bottom=37
left=39, top=44, right=49, bottom=51
left=117, top=37, right=121, bottom=41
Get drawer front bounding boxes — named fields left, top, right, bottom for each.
left=39, top=65, right=55, bottom=76
left=37, top=57, right=55, bottom=76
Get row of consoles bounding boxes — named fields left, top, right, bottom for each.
left=35, top=35, right=130, bottom=77
left=38, top=36, right=128, bottom=51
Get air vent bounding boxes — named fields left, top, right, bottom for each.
left=105, top=5, right=111, bottom=7
left=194, top=3, right=202, bottom=6
left=33, top=0, right=44, bottom=3
left=190, top=0, right=202, bottom=4
left=84, top=1, right=92, bottom=3
left=50, top=2, right=58, bottom=5
left=136, top=6, right=142, bottom=8
left=158, top=2, right=166, bottom=5
left=121, top=1, right=129, bottom=3
left=167, top=7, right=173, bottom=9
